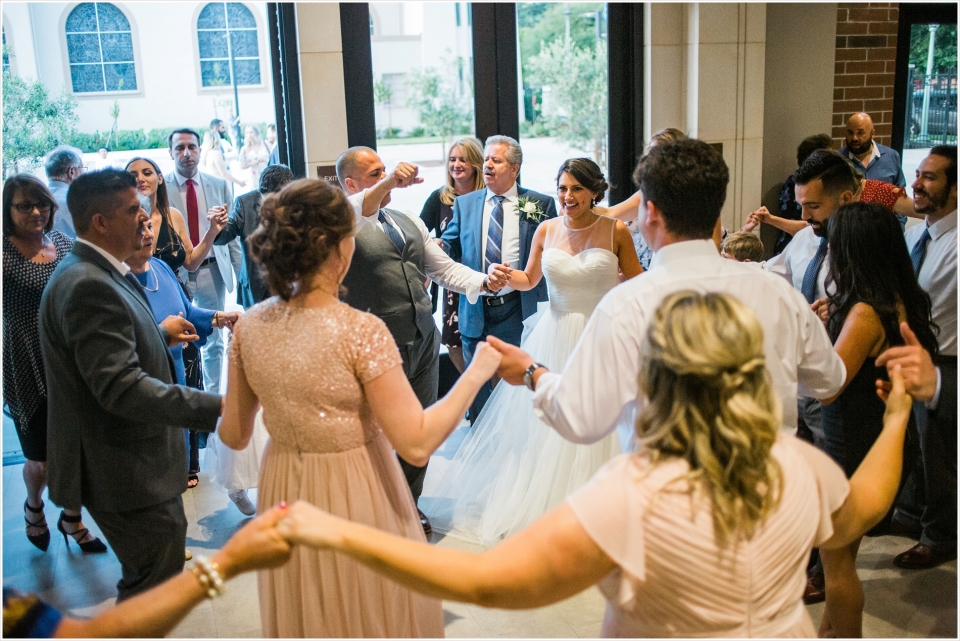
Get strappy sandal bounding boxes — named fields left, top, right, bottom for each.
left=187, top=473, right=200, bottom=489
left=57, top=511, right=107, bottom=553
left=24, top=500, right=50, bottom=552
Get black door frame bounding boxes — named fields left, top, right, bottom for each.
left=607, top=3, right=644, bottom=206
left=267, top=2, right=306, bottom=177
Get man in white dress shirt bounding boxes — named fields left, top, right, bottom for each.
left=337, top=147, right=509, bottom=534
left=488, top=138, right=845, bottom=452
left=893, top=145, right=957, bottom=569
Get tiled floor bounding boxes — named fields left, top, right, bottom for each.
left=2, top=423, right=956, bottom=638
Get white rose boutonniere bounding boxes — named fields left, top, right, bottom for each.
left=516, top=196, right=546, bottom=224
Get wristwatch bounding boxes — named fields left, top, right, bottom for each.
left=523, top=362, right=546, bottom=391
left=481, top=278, right=491, bottom=294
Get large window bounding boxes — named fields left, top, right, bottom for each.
left=197, top=2, right=261, bottom=87
left=517, top=3, right=608, bottom=204
left=64, top=2, right=137, bottom=93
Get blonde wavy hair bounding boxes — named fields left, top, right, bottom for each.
left=440, top=137, right=485, bottom=206
left=636, top=291, right=783, bottom=548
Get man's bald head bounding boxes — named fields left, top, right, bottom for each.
left=336, top=146, right=378, bottom=190
left=845, top=112, right=875, bottom=155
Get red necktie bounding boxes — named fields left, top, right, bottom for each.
left=185, top=178, right=200, bottom=245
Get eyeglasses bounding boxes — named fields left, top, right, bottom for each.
left=13, top=201, right=52, bottom=214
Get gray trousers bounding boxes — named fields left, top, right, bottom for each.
left=186, top=262, right=226, bottom=394
left=88, top=496, right=187, bottom=601
left=397, top=327, right=441, bottom=503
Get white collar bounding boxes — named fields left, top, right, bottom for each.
left=926, top=209, right=958, bottom=240
left=487, top=182, right=519, bottom=202
left=75, top=237, right=131, bottom=275
left=173, top=170, right=200, bottom=187
left=847, top=142, right=881, bottom=167
left=648, top=239, right=720, bottom=270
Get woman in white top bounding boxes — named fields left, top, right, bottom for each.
left=277, top=290, right=914, bottom=638
left=200, top=130, right=245, bottom=190
left=238, top=125, right=270, bottom=191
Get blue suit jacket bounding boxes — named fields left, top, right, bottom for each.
left=441, top=186, right=557, bottom=338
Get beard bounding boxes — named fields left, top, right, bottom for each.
left=809, top=220, right=828, bottom=237
left=847, top=136, right=873, bottom=155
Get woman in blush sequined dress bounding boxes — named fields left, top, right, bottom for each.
left=216, top=178, right=502, bottom=638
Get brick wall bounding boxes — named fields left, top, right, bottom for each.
left=832, top=3, right=900, bottom=147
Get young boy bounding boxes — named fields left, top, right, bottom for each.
left=720, top=231, right=764, bottom=262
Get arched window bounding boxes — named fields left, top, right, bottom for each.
left=197, top=3, right=260, bottom=87
left=65, top=2, right=137, bottom=93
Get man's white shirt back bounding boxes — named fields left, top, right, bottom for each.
left=532, top=239, right=846, bottom=451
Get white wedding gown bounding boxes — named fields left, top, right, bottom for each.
left=205, top=408, right=270, bottom=491
left=422, top=215, right=622, bottom=546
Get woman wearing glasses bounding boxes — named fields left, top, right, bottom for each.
left=2, top=175, right=106, bottom=554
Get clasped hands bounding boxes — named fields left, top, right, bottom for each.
left=485, top=262, right=511, bottom=292
left=159, top=310, right=242, bottom=348
left=741, top=206, right=772, bottom=233
left=207, top=205, right=229, bottom=233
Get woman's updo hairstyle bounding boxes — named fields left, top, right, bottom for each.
left=249, top=178, right=355, bottom=301
left=636, top=291, right=783, bottom=548
left=556, top=158, right=608, bottom=205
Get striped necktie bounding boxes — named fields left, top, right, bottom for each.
left=484, top=195, right=505, bottom=272
left=378, top=211, right=405, bottom=253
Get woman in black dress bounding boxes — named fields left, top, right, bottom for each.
left=125, top=157, right=228, bottom=487
left=419, top=136, right=485, bottom=372
left=2, top=175, right=105, bottom=553
left=816, top=202, right=938, bottom=637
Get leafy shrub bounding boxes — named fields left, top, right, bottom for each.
left=407, top=126, right=427, bottom=138
left=114, top=129, right=147, bottom=151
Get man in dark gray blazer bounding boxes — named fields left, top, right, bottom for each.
left=215, top=164, right=294, bottom=308
left=39, top=170, right=222, bottom=601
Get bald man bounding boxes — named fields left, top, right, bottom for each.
left=838, top=112, right=906, bottom=188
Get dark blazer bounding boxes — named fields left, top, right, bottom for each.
left=215, top=190, right=267, bottom=308
left=441, top=186, right=557, bottom=338
left=39, top=242, right=221, bottom=513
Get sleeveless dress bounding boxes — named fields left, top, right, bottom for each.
left=422, top=215, right=622, bottom=546
left=231, top=300, right=443, bottom=638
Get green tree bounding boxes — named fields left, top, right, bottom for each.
left=405, top=56, right=474, bottom=159
left=374, top=76, right=394, bottom=133
left=2, top=73, right=78, bottom=177
left=909, top=24, right=958, bottom=73
left=527, top=38, right=608, bottom=168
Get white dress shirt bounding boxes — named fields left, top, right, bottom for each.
left=763, top=225, right=833, bottom=300
left=532, top=239, right=846, bottom=451
left=75, top=237, right=130, bottom=276
left=348, top=191, right=485, bottom=303
left=905, top=209, right=957, bottom=356
left=480, top=183, right=521, bottom=296
left=172, top=170, right=216, bottom=260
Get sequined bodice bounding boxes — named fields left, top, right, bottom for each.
left=229, top=300, right=402, bottom=454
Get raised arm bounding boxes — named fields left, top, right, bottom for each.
left=364, top=342, right=501, bottom=466
left=595, top=191, right=641, bottom=222
left=279, top=499, right=615, bottom=609
left=743, top=206, right=806, bottom=236
left=502, top=221, right=548, bottom=291
left=613, top=219, right=643, bottom=279
left=168, top=206, right=228, bottom=272
left=357, top=162, right=423, bottom=218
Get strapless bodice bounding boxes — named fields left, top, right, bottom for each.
left=541, top=247, right=620, bottom=315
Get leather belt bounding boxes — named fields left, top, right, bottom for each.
left=199, top=256, right=217, bottom=267
left=482, top=290, right=520, bottom=307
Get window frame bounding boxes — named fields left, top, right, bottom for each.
left=192, top=1, right=268, bottom=93
left=59, top=1, right=142, bottom=97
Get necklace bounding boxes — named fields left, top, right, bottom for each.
left=140, top=266, right=160, bottom=292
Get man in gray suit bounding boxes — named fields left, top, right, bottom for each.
left=165, top=128, right=242, bottom=393
left=338, top=147, right=509, bottom=533
left=215, top=164, right=294, bottom=308
left=39, top=169, right=222, bottom=600
left=43, top=145, right=84, bottom=238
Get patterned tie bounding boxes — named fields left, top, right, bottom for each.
left=185, top=178, right=200, bottom=246
left=378, top=211, right=405, bottom=253
left=124, top=272, right=152, bottom=309
left=910, top=228, right=932, bottom=275
left=484, top=195, right=505, bottom=273
left=801, top=237, right=828, bottom=304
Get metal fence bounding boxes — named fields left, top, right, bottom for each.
left=904, top=68, right=958, bottom=149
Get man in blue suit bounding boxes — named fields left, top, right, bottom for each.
left=441, top=135, right=558, bottom=420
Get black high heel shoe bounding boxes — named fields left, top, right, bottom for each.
left=57, top=511, right=107, bottom=553
left=24, top=500, right=50, bottom=552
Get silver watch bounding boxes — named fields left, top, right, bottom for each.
left=523, top=362, right=546, bottom=391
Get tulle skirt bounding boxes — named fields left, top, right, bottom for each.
left=422, top=302, right=621, bottom=547
left=205, top=409, right=271, bottom=490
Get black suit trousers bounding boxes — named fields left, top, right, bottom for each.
left=88, top=496, right=188, bottom=601
left=396, top=327, right=441, bottom=503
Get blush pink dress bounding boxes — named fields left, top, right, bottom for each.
left=567, top=435, right=850, bottom=637
left=230, top=300, right=443, bottom=638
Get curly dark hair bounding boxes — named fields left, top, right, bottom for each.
left=826, top=202, right=939, bottom=356
left=632, top=139, right=729, bottom=239
left=796, top=134, right=833, bottom=167
left=248, top=179, right=355, bottom=301
left=556, top=158, right=608, bottom=205
left=3, top=174, right=57, bottom=236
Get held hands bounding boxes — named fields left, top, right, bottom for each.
left=160, top=312, right=199, bottom=347
left=875, top=322, right=938, bottom=402
left=390, top=162, right=424, bottom=189
left=811, top=298, right=829, bottom=323
left=213, top=503, right=293, bottom=580
left=485, top=262, right=511, bottom=292
left=276, top=500, right=344, bottom=550
left=207, top=205, right=229, bottom=233
left=217, top=311, right=242, bottom=332
left=741, top=207, right=771, bottom=233
left=880, top=364, right=914, bottom=425
left=485, top=336, right=535, bottom=386
left=464, top=340, right=503, bottom=383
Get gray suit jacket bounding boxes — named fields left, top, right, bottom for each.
left=48, top=179, right=76, bottom=239
left=39, top=242, right=221, bottom=513
left=215, top=190, right=267, bottom=307
left=163, top=170, right=241, bottom=292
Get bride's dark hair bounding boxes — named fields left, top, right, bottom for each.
left=556, top=158, right=608, bottom=205
left=249, top=179, right=354, bottom=301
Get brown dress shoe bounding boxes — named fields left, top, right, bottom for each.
left=893, top=543, right=957, bottom=569
left=803, top=569, right=825, bottom=604
left=418, top=508, right=432, bottom=535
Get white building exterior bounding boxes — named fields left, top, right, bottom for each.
left=2, top=2, right=276, bottom=134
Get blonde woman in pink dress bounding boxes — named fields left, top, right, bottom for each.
left=278, top=291, right=915, bottom=638
left=216, top=178, right=502, bottom=637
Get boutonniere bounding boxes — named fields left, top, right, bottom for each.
left=516, top=196, right=547, bottom=224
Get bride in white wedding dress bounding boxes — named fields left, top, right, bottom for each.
left=422, top=158, right=643, bottom=546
